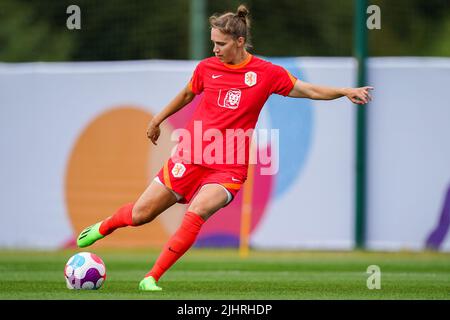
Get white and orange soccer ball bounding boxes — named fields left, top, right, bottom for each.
left=64, top=252, right=106, bottom=290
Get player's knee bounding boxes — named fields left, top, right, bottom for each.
left=132, top=203, right=158, bottom=226
left=188, top=202, right=212, bottom=220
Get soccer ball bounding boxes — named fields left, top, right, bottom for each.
left=64, top=252, right=106, bottom=290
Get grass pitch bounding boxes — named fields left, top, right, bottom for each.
left=0, top=249, right=449, bottom=300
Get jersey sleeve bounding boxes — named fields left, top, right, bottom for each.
left=188, top=62, right=204, bottom=95
left=268, top=64, right=297, bottom=96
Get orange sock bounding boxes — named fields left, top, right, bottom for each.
left=146, top=211, right=205, bottom=281
left=99, top=202, right=135, bottom=236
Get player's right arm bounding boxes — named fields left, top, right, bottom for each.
left=147, top=83, right=196, bottom=145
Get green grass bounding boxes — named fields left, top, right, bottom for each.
left=0, top=249, right=449, bottom=299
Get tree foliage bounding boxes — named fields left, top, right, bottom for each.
left=0, top=0, right=449, bottom=62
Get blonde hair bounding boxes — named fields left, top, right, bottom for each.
left=209, top=4, right=252, bottom=50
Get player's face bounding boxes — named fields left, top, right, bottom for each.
left=211, top=28, right=244, bottom=64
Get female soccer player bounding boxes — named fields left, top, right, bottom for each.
left=77, top=5, right=373, bottom=291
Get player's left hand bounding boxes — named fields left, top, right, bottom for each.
left=345, top=86, right=374, bottom=105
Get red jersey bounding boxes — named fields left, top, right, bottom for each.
left=173, top=54, right=296, bottom=176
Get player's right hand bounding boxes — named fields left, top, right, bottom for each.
left=147, top=120, right=161, bottom=145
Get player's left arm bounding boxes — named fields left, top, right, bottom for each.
left=288, top=79, right=374, bottom=105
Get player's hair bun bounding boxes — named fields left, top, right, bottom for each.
left=237, top=5, right=249, bottom=20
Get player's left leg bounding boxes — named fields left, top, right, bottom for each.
left=139, top=184, right=229, bottom=291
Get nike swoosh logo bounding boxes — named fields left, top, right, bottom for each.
left=212, top=74, right=222, bottom=79
left=231, top=177, right=241, bottom=182
left=168, top=247, right=179, bottom=254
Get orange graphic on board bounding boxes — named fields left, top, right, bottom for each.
left=65, top=106, right=185, bottom=248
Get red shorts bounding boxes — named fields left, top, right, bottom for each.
left=156, top=158, right=247, bottom=204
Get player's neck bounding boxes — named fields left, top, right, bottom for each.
left=229, top=50, right=249, bottom=65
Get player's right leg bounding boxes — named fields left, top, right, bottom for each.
left=77, top=180, right=178, bottom=248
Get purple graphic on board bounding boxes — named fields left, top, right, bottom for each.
left=425, top=184, right=450, bottom=250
